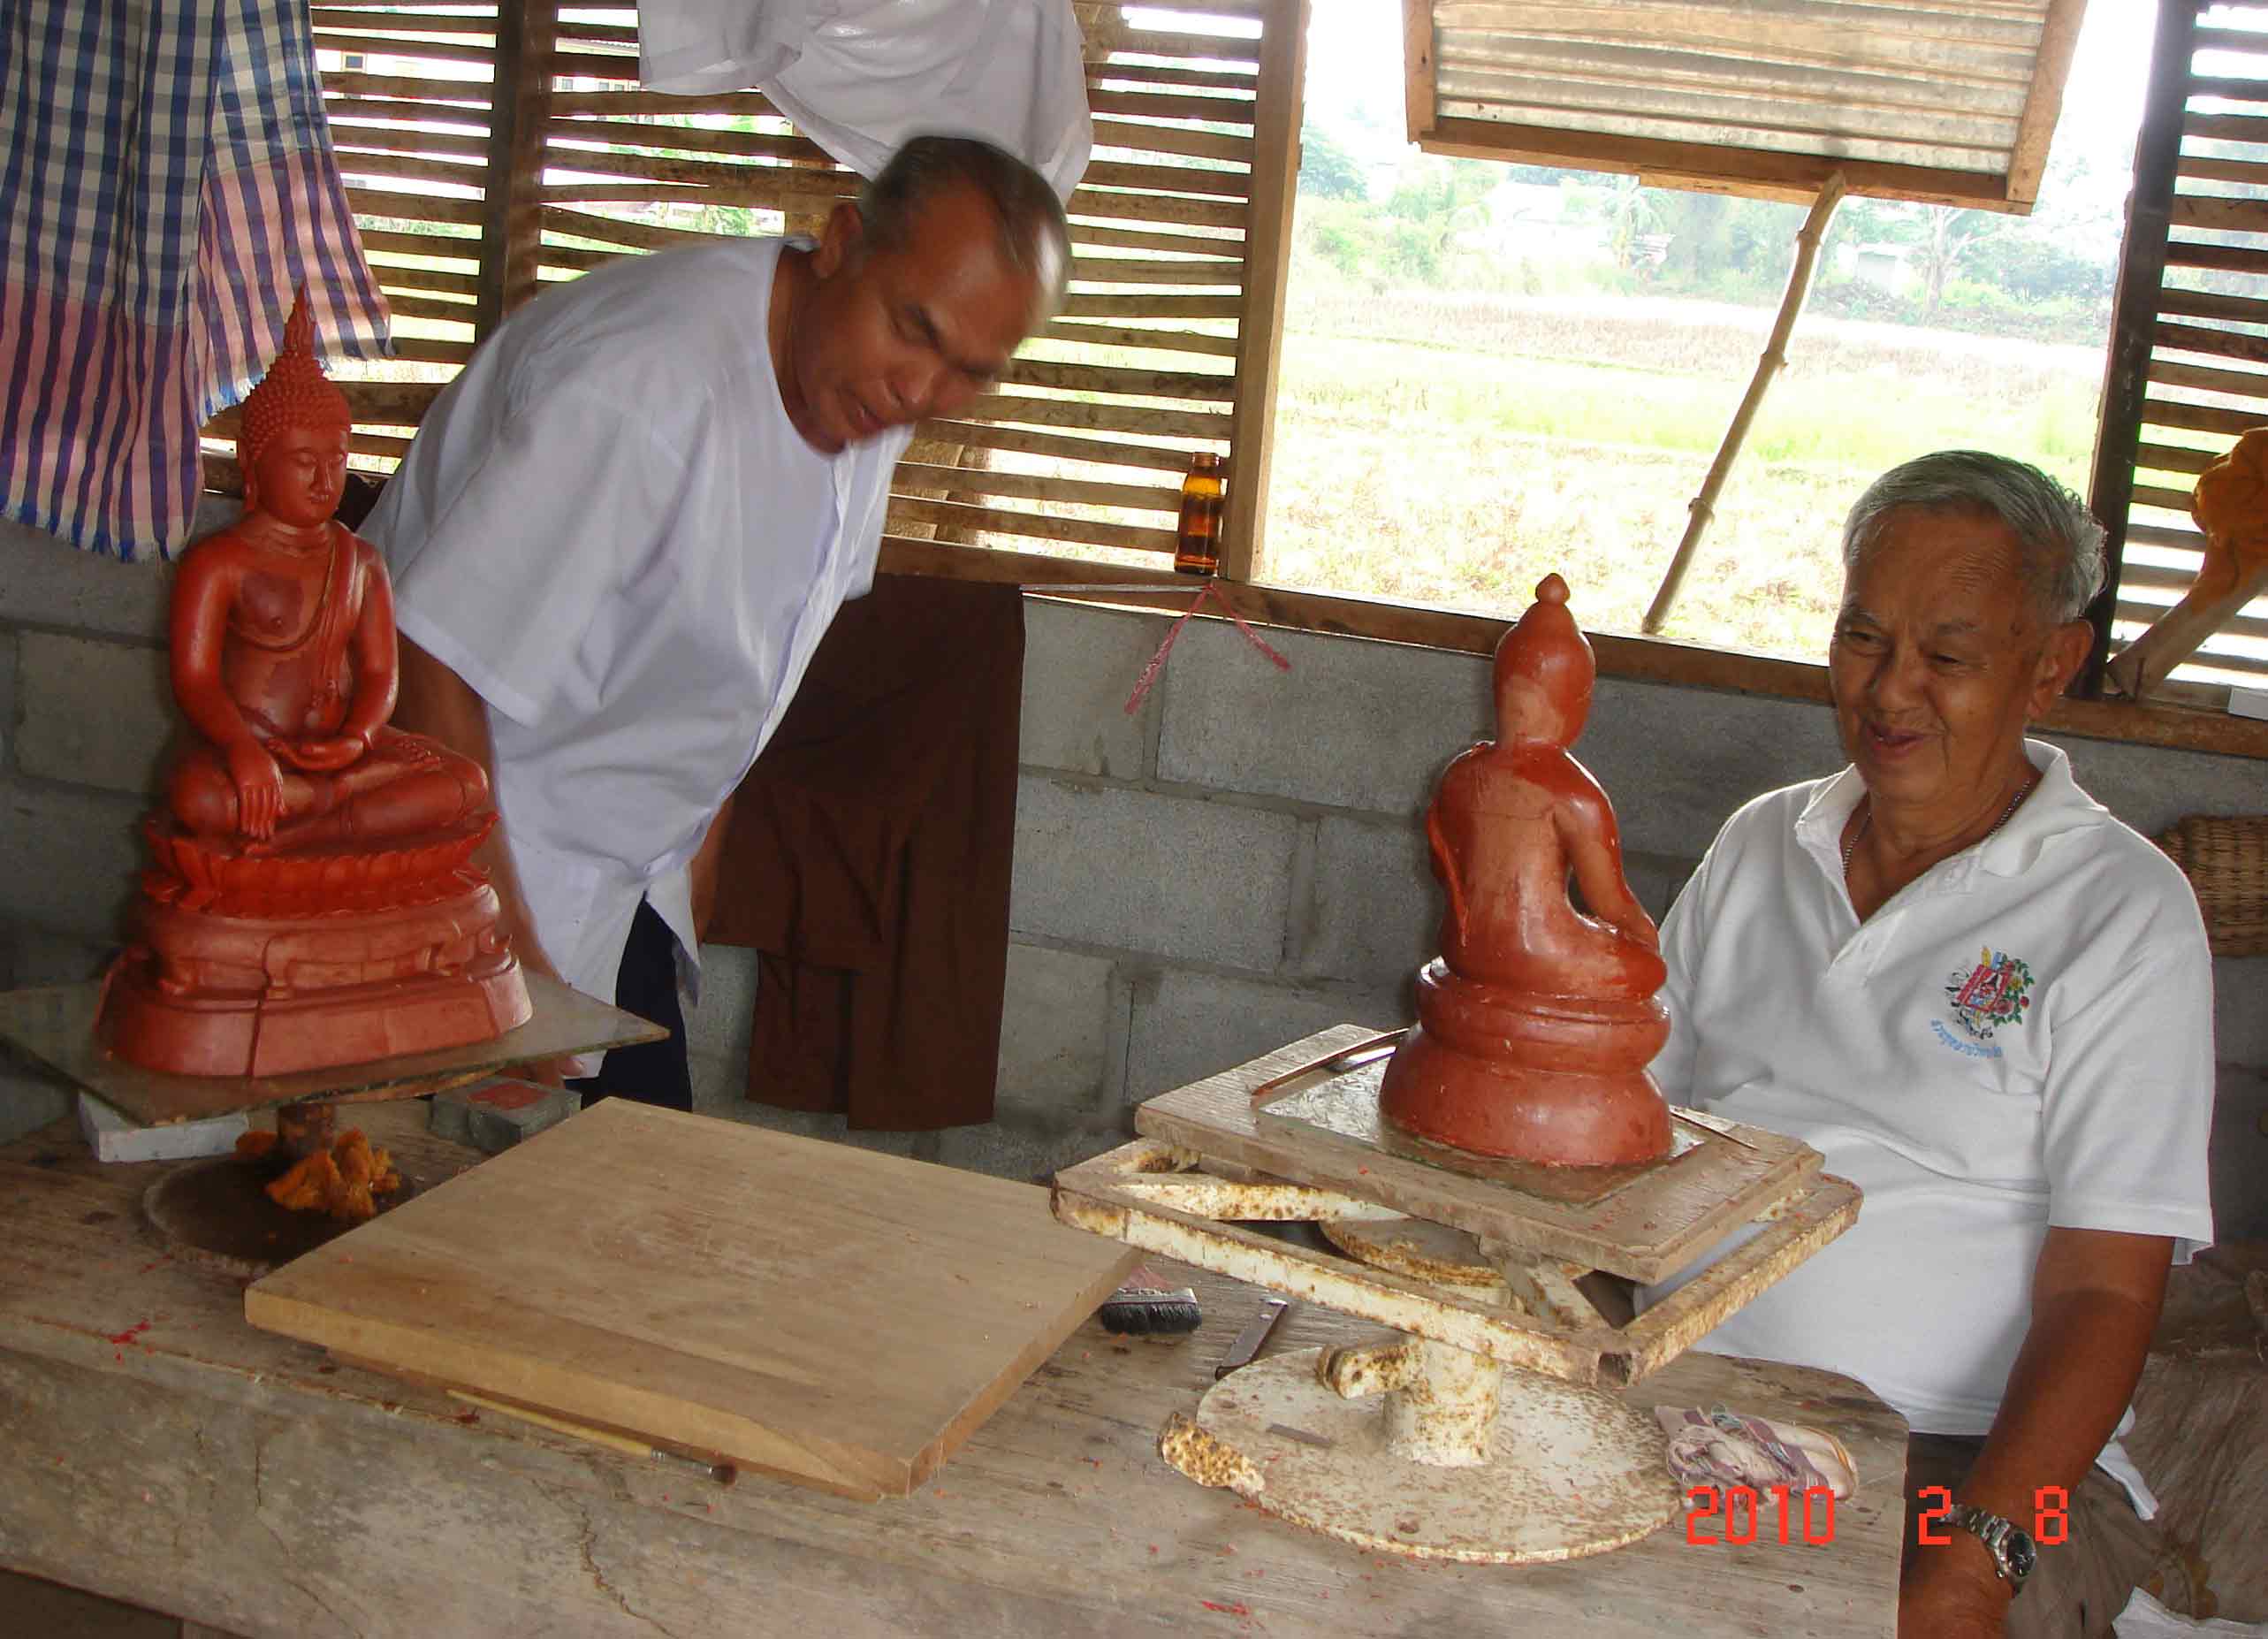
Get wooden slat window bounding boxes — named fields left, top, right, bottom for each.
left=889, top=0, right=1264, bottom=569
left=1402, top=0, right=2086, bottom=212
left=200, top=4, right=501, bottom=485
left=2091, top=0, right=2268, bottom=690
left=207, top=0, right=1305, bottom=587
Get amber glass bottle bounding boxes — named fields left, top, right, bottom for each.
left=1174, top=451, right=1225, bottom=576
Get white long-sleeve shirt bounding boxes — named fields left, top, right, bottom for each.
left=362, top=238, right=910, bottom=1040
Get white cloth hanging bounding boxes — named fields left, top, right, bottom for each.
left=635, top=0, right=1091, bottom=202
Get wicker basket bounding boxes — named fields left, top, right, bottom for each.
left=2156, top=815, right=2268, bottom=957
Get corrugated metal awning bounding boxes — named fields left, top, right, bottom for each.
left=1404, top=0, right=2088, bottom=211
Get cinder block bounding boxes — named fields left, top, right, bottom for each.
left=1020, top=601, right=1161, bottom=779
left=1123, top=967, right=1404, bottom=1106
left=1622, top=850, right=1701, bottom=925
left=16, top=633, right=173, bottom=795
left=1298, top=816, right=1435, bottom=988
left=1576, top=680, right=1838, bottom=859
left=686, top=1095, right=929, bottom=1161
left=684, top=941, right=757, bottom=1067
left=996, top=941, right=1120, bottom=1122
left=2208, top=1065, right=2268, bottom=1242
left=2039, top=734, right=2265, bottom=841
left=0, top=777, right=145, bottom=940
left=1157, top=621, right=1484, bottom=817
left=427, top=1086, right=474, bottom=1146
left=0, top=1059, right=73, bottom=1146
left=1297, top=826, right=1700, bottom=993
left=932, top=1117, right=1132, bottom=1184
left=430, top=1079, right=578, bottom=1153
left=78, top=1094, right=247, bottom=1163
left=683, top=941, right=759, bottom=1112
left=0, top=517, right=172, bottom=639
left=7, top=929, right=114, bottom=987
left=0, top=627, right=15, bottom=772
left=1011, top=775, right=1299, bottom=972
left=2214, top=957, right=2268, bottom=1069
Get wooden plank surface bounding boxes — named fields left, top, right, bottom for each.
left=0, top=973, right=661, bottom=1125
left=1136, top=1027, right=1821, bottom=1283
left=243, top=1101, right=1140, bottom=1499
left=0, top=1102, right=1909, bottom=1636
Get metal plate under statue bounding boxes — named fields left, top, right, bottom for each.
left=95, top=293, right=530, bottom=1078
left=1376, top=575, right=1672, bottom=1166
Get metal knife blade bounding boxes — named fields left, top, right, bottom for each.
left=1248, top=1030, right=1406, bottom=1103
left=1214, top=1296, right=1290, bottom=1379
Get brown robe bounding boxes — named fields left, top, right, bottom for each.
left=706, top=575, right=1024, bottom=1130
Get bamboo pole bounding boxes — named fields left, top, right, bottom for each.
left=1641, top=170, right=1846, bottom=636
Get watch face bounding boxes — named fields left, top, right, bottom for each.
left=2004, top=1528, right=2038, bottom=1582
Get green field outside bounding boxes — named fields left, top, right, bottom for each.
left=1259, top=269, right=2109, bottom=661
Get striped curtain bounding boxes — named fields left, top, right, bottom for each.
left=0, top=0, right=391, bottom=562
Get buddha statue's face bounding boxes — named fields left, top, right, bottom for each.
left=248, top=423, right=350, bottom=530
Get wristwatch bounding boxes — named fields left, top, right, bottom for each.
left=1943, top=1504, right=2038, bottom=1596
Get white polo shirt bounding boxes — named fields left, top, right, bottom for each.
left=1645, top=741, right=2215, bottom=1453
left=362, top=238, right=911, bottom=1025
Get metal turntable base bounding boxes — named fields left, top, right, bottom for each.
left=1163, top=1347, right=1681, bottom=1565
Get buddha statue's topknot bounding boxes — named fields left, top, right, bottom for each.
left=240, top=286, right=352, bottom=471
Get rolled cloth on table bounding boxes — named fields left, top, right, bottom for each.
left=1657, top=1404, right=1860, bottom=1498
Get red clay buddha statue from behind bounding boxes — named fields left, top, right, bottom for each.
left=96, top=294, right=530, bottom=1077
left=1376, top=575, right=1672, bottom=1166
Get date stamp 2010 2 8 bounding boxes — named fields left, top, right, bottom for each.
left=1682, top=1484, right=2072, bottom=1549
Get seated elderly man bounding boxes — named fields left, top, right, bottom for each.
left=1645, top=451, right=2214, bottom=1638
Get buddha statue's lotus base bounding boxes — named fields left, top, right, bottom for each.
left=96, top=864, right=532, bottom=1079
left=1377, top=959, right=1672, bottom=1166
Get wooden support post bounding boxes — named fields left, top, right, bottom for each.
left=1220, top=0, right=1309, bottom=583
left=1642, top=172, right=1846, bottom=636
left=2081, top=0, right=2203, bottom=696
left=476, top=0, right=558, bottom=337
left=2005, top=0, right=2089, bottom=208
left=1402, top=0, right=1436, bottom=146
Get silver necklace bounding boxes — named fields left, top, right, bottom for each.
left=1842, top=766, right=2039, bottom=876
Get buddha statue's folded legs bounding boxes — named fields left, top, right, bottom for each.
left=167, top=727, right=491, bottom=852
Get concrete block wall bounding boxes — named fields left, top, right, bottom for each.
left=695, top=597, right=2267, bottom=1235
left=1, top=515, right=2262, bottom=1238
left=0, top=519, right=188, bottom=1143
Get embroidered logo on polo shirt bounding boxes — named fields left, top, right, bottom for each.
left=1941, top=946, right=2036, bottom=1045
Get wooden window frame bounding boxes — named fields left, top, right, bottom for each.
left=212, top=1, right=2268, bottom=763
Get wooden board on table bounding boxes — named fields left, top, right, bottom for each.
left=1136, top=1025, right=1820, bottom=1284
left=0, top=973, right=662, bottom=1125
left=245, top=1100, right=1138, bottom=1500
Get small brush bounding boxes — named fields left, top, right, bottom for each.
left=1097, top=1264, right=1203, bottom=1338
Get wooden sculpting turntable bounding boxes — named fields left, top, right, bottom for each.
left=0, top=973, right=664, bottom=1276
left=1052, top=1025, right=1861, bottom=1566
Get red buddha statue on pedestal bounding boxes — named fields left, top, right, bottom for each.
left=96, top=294, right=530, bottom=1078
left=1376, top=575, right=1672, bottom=1166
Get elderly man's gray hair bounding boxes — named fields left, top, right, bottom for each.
left=1841, top=450, right=2107, bottom=624
left=856, top=133, right=1071, bottom=316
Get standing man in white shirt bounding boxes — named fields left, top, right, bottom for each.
left=361, top=135, right=1069, bottom=1109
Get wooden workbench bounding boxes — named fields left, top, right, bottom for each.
left=0, top=1103, right=1909, bottom=1637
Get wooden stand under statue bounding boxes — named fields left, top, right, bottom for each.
left=1054, top=576, right=1863, bottom=1566
left=0, top=294, right=661, bottom=1273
